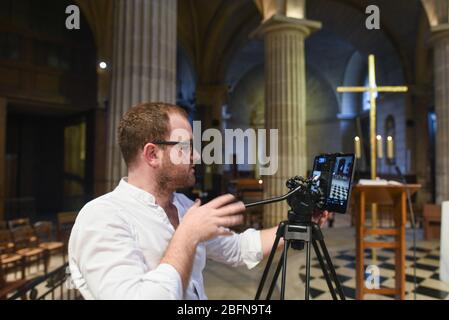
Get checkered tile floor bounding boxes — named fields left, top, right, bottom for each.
left=300, top=242, right=449, bottom=300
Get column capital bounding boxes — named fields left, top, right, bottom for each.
left=429, top=24, right=449, bottom=46
left=251, top=14, right=321, bottom=39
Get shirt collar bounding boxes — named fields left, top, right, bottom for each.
left=116, top=177, right=158, bottom=207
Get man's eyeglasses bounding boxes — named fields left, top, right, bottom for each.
left=151, top=140, right=194, bottom=154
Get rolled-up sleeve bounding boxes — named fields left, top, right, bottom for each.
left=204, top=228, right=263, bottom=269
left=69, top=203, right=183, bottom=300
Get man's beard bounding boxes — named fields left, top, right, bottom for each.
left=156, top=161, right=196, bottom=191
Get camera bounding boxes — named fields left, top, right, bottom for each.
left=286, top=153, right=355, bottom=223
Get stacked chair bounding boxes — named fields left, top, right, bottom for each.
left=0, top=212, right=77, bottom=298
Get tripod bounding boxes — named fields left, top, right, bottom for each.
left=245, top=176, right=347, bottom=300
left=254, top=216, right=346, bottom=300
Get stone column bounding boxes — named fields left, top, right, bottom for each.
left=0, top=98, right=6, bottom=221
left=253, top=15, right=320, bottom=227
left=432, top=28, right=449, bottom=203
left=106, top=0, right=177, bottom=190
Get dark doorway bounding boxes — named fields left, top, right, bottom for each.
left=5, top=107, right=94, bottom=222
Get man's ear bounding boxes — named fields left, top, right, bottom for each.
left=142, top=143, right=160, bottom=168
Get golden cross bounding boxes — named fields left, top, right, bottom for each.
left=337, top=54, right=408, bottom=263
left=337, top=54, right=408, bottom=180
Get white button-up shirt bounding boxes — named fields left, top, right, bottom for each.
left=68, top=178, right=263, bottom=300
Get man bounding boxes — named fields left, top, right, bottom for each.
left=68, top=102, right=329, bottom=299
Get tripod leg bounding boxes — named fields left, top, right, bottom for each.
left=312, top=239, right=338, bottom=300
left=266, top=251, right=284, bottom=300
left=280, top=239, right=289, bottom=300
left=318, top=238, right=346, bottom=300
left=255, top=228, right=283, bottom=300
left=305, top=240, right=311, bottom=300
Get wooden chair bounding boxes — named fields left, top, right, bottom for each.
left=57, top=211, right=78, bottom=249
left=0, top=251, right=28, bottom=300
left=423, top=204, right=441, bottom=240
left=0, top=230, right=25, bottom=282
left=8, top=218, right=31, bottom=230
left=11, top=226, right=47, bottom=276
left=34, top=221, right=65, bottom=265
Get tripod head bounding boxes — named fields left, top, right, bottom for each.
left=285, top=175, right=326, bottom=224
left=244, top=175, right=327, bottom=250
left=244, top=175, right=326, bottom=225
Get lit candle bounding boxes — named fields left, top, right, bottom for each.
left=354, top=136, right=361, bottom=159
left=387, top=136, right=394, bottom=159
left=376, top=135, right=383, bottom=159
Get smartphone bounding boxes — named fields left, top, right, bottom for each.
left=312, top=153, right=356, bottom=214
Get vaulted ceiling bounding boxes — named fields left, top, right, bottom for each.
left=177, top=0, right=431, bottom=88
left=178, top=0, right=260, bottom=84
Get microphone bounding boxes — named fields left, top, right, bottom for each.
left=394, top=165, right=404, bottom=182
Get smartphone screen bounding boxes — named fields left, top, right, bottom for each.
left=312, top=154, right=355, bottom=213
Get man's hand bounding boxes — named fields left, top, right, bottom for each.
left=312, top=209, right=330, bottom=227
left=178, top=194, right=245, bottom=245
left=162, top=194, right=245, bottom=290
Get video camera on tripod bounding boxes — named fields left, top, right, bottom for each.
left=248, top=153, right=355, bottom=220
left=245, top=153, right=356, bottom=300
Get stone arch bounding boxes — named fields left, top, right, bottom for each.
left=340, top=51, right=366, bottom=116
left=225, top=39, right=265, bottom=92
left=306, top=63, right=343, bottom=167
